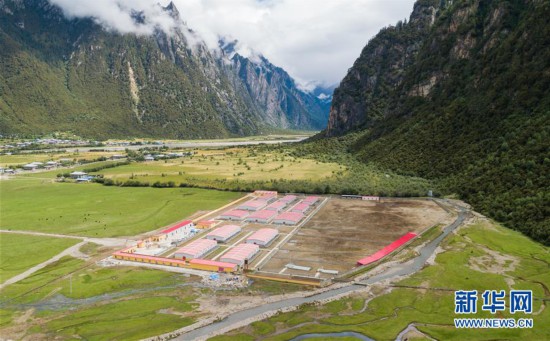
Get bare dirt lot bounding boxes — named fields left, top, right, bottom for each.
left=261, top=198, right=448, bottom=278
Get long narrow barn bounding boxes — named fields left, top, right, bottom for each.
left=220, top=243, right=260, bottom=266
left=219, top=209, right=249, bottom=221
left=206, top=225, right=241, bottom=243
left=245, top=210, right=277, bottom=223
left=174, top=239, right=218, bottom=260
left=246, top=228, right=278, bottom=247
left=273, top=212, right=304, bottom=225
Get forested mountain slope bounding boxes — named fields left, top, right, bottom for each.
left=325, top=0, right=549, bottom=244
left=0, top=0, right=328, bottom=139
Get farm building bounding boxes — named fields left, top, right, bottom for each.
left=189, top=259, right=238, bottom=272
left=206, top=225, right=241, bottom=242
left=273, top=212, right=304, bottom=225
left=303, top=196, right=320, bottom=205
left=23, top=163, right=38, bottom=171
left=246, top=228, right=278, bottom=246
left=245, top=210, right=277, bottom=223
left=238, top=199, right=267, bottom=211
left=220, top=243, right=260, bottom=266
left=219, top=209, right=249, bottom=221
left=69, top=171, right=87, bottom=179
left=160, top=220, right=194, bottom=238
left=253, top=190, right=278, bottom=199
left=196, top=220, right=217, bottom=229
left=362, top=196, right=380, bottom=201
left=290, top=202, right=310, bottom=214
left=279, top=195, right=297, bottom=204
left=174, top=239, right=217, bottom=260
left=265, top=201, right=287, bottom=211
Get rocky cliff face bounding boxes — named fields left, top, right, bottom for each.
left=322, top=0, right=550, bottom=244
left=0, top=0, right=328, bottom=138
left=326, top=0, right=445, bottom=136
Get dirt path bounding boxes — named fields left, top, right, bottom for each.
left=0, top=241, right=86, bottom=290
left=0, top=230, right=129, bottom=289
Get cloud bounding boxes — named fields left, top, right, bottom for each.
left=49, top=0, right=415, bottom=87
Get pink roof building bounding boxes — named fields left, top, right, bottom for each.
left=238, top=199, right=267, bottom=211
left=290, top=202, right=310, bottom=213
left=220, top=243, right=260, bottom=266
left=219, top=209, right=249, bottom=221
left=272, top=212, right=304, bottom=225
left=189, top=258, right=238, bottom=271
left=357, top=232, right=417, bottom=265
left=253, top=190, right=278, bottom=199
left=206, top=225, right=241, bottom=242
left=265, top=201, right=287, bottom=211
left=246, top=210, right=277, bottom=223
left=279, top=195, right=297, bottom=203
left=303, top=196, right=320, bottom=205
left=175, top=239, right=217, bottom=259
left=246, top=228, right=279, bottom=246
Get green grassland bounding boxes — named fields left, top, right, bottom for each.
left=96, top=147, right=341, bottom=183
left=0, top=178, right=241, bottom=237
left=0, top=254, right=201, bottom=340
left=0, top=233, right=78, bottom=283
left=218, top=219, right=550, bottom=340
left=0, top=151, right=123, bottom=167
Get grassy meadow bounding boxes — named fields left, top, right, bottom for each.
left=0, top=150, right=125, bottom=167
left=96, top=148, right=341, bottom=183
left=215, top=219, right=550, bottom=340
left=0, top=233, right=78, bottom=283
left=1, top=178, right=242, bottom=237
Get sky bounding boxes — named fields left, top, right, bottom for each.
left=50, top=0, right=416, bottom=90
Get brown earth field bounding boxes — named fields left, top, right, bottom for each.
left=261, top=198, right=448, bottom=278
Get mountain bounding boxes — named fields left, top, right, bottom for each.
left=220, top=39, right=330, bottom=130
left=0, top=0, right=328, bottom=139
left=324, top=0, right=550, bottom=244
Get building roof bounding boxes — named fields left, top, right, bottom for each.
left=303, top=196, right=320, bottom=204
left=253, top=190, right=278, bottom=198
left=265, top=201, right=287, bottom=210
left=221, top=209, right=249, bottom=218
left=207, top=225, right=241, bottom=239
left=247, top=228, right=278, bottom=244
left=357, top=232, right=417, bottom=266
left=274, top=211, right=304, bottom=223
left=161, top=220, right=193, bottom=234
left=221, top=243, right=259, bottom=263
left=247, top=210, right=277, bottom=220
left=291, top=202, right=310, bottom=212
left=189, top=258, right=238, bottom=270
left=197, top=220, right=216, bottom=225
left=238, top=200, right=267, bottom=209
left=279, top=195, right=297, bottom=203
left=176, top=239, right=217, bottom=257
left=70, top=171, right=87, bottom=176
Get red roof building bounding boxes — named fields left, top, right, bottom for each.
left=279, top=195, right=297, bottom=203
left=246, top=228, right=279, bottom=246
left=356, top=232, right=417, bottom=265
left=219, top=209, right=249, bottom=221
left=160, top=220, right=194, bottom=236
left=220, top=243, right=260, bottom=266
left=238, top=199, right=267, bottom=211
left=175, top=239, right=218, bottom=259
left=303, top=196, right=320, bottom=205
left=206, top=225, right=241, bottom=242
left=290, top=202, right=310, bottom=213
left=272, top=212, right=304, bottom=225
left=245, top=210, right=278, bottom=223
left=265, top=201, right=287, bottom=211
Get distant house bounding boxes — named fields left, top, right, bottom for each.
left=144, top=155, right=155, bottom=161
left=23, top=163, right=38, bottom=171
left=76, top=175, right=94, bottom=183
left=110, top=154, right=126, bottom=160
left=70, top=171, right=88, bottom=179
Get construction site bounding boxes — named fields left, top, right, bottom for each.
left=109, top=191, right=448, bottom=286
